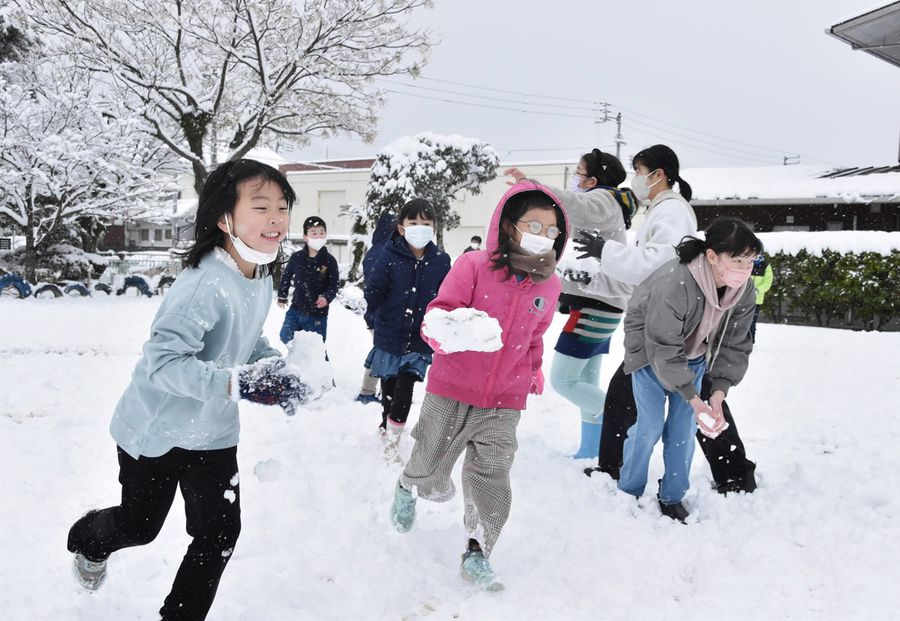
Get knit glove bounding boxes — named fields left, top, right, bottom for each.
left=573, top=229, right=606, bottom=261
left=231, top=357, right=310, bottom=416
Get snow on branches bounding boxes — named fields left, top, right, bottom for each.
left=13, top=0, right=432, bottom=194
left=365, top=132, right=499, bottom=246
left=0, top=54, right=178, bottom=279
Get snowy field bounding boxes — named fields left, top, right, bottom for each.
left=1, top=295, right=899, bottom=621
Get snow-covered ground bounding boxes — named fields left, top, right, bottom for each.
left=1, top=296, right=898, bottom=620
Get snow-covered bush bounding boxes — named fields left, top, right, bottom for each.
left=366, top=132, right=499, bottom=247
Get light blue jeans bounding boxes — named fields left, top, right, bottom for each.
left=618, top=357, right=706, bottom=505
left=550, top=351, right=606, bottom=424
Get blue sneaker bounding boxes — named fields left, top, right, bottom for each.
left=355, top=393, right=381, bottom=405
left=460, top=549, right=504, bottom=591
left=390, top=481, right=416, bottom=533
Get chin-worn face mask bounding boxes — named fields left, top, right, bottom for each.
left=224, top=215, right=278, bottom=265
left=515, top=225, right=556, bottom=255
left=403, top=225, right=434, bottom=249
left=630, top=169, right=663, bottom=203
left=306, top=237, right=327, bottom=251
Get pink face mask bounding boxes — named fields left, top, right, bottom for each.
left=712, top=258, right=753, bottom=288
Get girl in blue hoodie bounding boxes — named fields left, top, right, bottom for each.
left=66, top=160, right=309, bottom=621
left=364, top=198, right=451, bottom=453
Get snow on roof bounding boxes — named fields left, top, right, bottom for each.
left=687, top=165, right=900, bottom=203
left=758, top=230, right=900, bottom=255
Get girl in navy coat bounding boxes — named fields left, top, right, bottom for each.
left=364, top=198, right=451, bottom=453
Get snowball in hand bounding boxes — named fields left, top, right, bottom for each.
left=285, top=331, right=335, bottom=400
left=422, top=308, right=503, bottom=353
left=697, top=411, right=730, bottom=439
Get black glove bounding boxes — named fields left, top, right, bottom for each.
left=573, top=229, right=606, bottom=261
left=235, top=357, right=310, bottom=416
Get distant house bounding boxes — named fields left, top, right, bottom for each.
left=687, top=165, right=900, bottom=232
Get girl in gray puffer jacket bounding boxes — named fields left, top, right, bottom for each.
left=618, top=217, right=762, bottom=522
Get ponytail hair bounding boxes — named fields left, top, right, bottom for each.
left=676, top=217, right=763, bottom=264
left=581, top=148, right=627, bottom=187
left=632, top=144, right=692, bottom=201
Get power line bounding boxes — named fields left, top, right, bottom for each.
left=376, top=79, right=602, bottom=114
left=413, top=76, right=601, bottom=105
left=380, top=88, right=599, bottom=120
left=622, top=123, right=782, bottom=165
left=623, top=118, right=787, bottom=161
left=386, top=76, right=837, bottom=166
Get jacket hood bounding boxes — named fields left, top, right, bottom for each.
left=371, top=211, right=396, bottom=248
left=486, top=181, right=570, bottom=259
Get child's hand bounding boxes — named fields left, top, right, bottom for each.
left=316, top=296, right=328, bottom=309
left=530, top=369, right=545, bottom=395
left=504, top=167, right=527, bottom=185
left=422, top=334, right=448, bottom=355
left=690, top=396, right=728, bottom=438
left=233, top=357, right=311, bottom=416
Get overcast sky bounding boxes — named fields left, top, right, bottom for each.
left=287, top=0, right=900, bottom=170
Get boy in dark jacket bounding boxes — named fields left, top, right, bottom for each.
left=278, top=216, right=339, bottom=343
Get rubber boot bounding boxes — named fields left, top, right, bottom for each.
left=570, top=419, right=602, bottom=460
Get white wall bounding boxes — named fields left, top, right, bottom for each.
left=284, top=161, right=577, bottom=257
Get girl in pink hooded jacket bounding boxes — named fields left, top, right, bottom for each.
left=388, top=182, right=569, bottom=591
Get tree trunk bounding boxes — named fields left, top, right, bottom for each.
left=181, top=111, right=211, bottom=197
left=347, top=217, right=366, bottom=282
left=435, top=218, right=445, bottom=250
left=24, top=209, right=36, bottom=283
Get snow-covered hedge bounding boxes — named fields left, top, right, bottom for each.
left=764, top=250, right=900, bottom=331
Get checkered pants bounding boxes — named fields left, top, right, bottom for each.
left=400, top=392, right=521, bottom=558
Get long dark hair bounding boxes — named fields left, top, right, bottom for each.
left=676, top=217, right=763, bottom=263
left=581, top=148, right=626, bottom=187
left=632, top=144, right=693, bottom=201
left=181, top=159, right=296, bottom=272
left=490, top=188, right=566, bottom=279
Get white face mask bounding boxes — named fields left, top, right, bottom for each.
left=224, top=215, right=278, bottom=265
left=403, top=225, right=434, bottom=249
left=306, top=237, right=327, bottom=252
left=568, top=174, right=585, bottom=194
left=515, top=226, right=555, bottom=255
left=630, top=169, right=663, bottom=203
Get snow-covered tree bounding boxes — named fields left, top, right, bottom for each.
left=0, top=54, right=179, bottom=281
left=14, top=0, right=432, bottom=195
left=366, top=132, right=499, bottom=247
left=339, top=202, right=371, bottom=283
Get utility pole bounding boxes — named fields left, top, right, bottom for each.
left=615, top=113, right=625, bottom=160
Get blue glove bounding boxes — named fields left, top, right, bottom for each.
left=573, top=229, right=606, bottom=261
left=234, top=357, right=310, bottom=416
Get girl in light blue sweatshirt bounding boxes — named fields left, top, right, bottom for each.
left=67, top=159, right=309, bottom=621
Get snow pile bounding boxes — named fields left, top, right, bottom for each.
left=758, top=230, right=900, bottom=256
left=4, top=299, right=900, bottom=619
left=422, top=307, right=503, bottom=353
left=285, top=331, right=334, bottom=400
left=335, top=284, right=367, bottom=316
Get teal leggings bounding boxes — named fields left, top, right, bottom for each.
left=550, top=351, right=606, bottom=423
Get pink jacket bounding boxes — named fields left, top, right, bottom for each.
left=423, top=182, right=569, bottom=410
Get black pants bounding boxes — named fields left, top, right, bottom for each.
left=595, top=361, right=757, bottom=490
left=68, top=446, right=242, bottom=621
left=381, top=373, right=417, bottom=427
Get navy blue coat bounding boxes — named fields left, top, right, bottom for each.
left=362, top=212, right=397, bottom=282
left=364, top=234, right=451, bottom=356
left=277, top=247, right=339, bottom=317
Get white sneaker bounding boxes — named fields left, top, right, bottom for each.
left=73, top=553, right=107, bottom=591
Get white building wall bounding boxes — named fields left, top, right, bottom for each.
left=284, top=161, right=579, bottom=257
